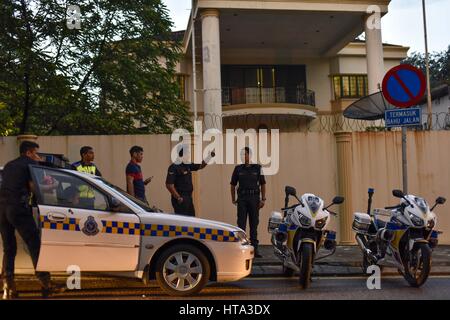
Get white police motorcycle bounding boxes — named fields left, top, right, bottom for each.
left=353, top=188, right=446, bottom=287
left=268, top=186, right=344, bottom=289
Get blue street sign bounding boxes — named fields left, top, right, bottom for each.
left=385, top=107, right=422, bottom=128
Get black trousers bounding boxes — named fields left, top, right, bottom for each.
left=171, top=194, right=195, bottom=217
left=237, top=196, right=260, bottom=249
left=0, top=204, right=49, bottom=282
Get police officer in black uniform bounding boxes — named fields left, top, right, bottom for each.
left=0, top=141, right=62, bottom=299
left=165, top=146, right=214, bottom=217
left=230, top=147, right=266, bottom=258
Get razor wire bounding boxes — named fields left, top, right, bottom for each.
left=196, top=112, right=450, bottom=133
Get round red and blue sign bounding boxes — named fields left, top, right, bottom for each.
left=382, top=64, right=426, bottom=109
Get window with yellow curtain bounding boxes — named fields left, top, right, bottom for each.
left=333, top=76, right=342, bottom=99
left=332, top=75, right=368, bottom=99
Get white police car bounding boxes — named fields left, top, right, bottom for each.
left=0, top=164, right=254, bottom=296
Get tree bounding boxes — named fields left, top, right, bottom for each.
left=0, top=0, right=191, bottom=136
left=402, top=45, right=450, bottom=87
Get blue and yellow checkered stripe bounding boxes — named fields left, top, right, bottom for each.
left=102, top=220, right=141, bottom=235
left=40, top=216, right=237, bottom=242
left=138, top=224, right=238, bottom=242
left=40, top=215, right=80, bottom=232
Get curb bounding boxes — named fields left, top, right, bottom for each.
left=250, top=265, right=450, bottom=278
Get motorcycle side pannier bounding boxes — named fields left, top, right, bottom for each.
left=352, top=212, right=372, bottom=233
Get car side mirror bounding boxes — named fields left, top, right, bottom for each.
left=285, top=186, right=297, bottom=197
left=393, top=190, right=405, bottom=199
left=333, top=196, right=345, bottom=205
left=110, top=197, right=121, bottom=210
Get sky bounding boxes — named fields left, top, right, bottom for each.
left=162, top=0, right=450, bottom=54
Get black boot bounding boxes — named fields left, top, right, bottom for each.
left=254, top=247, right=263, bottom=258
left=2, top=278, right=18, bottom=300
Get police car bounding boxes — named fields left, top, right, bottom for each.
left=0, top=161, right=254, bottom=296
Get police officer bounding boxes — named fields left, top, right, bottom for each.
left=72, top=146, right=102, bottom=208
left=230, top=147, right=266, bottom=258
left=0, top=141, right=61, bottom=299
left=166, top=146, right=214, bottom=217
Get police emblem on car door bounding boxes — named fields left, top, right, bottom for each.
left=81, top=216, right=100, bottom=236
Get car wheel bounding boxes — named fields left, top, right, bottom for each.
left=155, top=244, right=211, bottom=296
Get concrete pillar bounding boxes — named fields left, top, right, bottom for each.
left=364, top=13, right=385, bottom=94
left=201, top=9, right=222, bottom=130
left=335, top=131, right=354, bottom=245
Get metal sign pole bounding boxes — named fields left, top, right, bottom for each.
left=191, top=0, right=198, bottom=121
left=422, top=0, right=433, bottom=130
left=402, top=126, right=408, bottom=194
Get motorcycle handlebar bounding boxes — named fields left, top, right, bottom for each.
left=385, top=203, right=405, bottom=210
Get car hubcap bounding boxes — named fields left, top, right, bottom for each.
left=163, top=252, right=203, bottom=291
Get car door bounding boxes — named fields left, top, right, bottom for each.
left=30, top=165, right=141, bottom=272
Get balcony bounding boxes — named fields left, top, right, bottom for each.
left=222, top=86, right=315, bottom=107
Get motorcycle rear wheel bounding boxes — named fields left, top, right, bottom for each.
left=403, top=242, right=431, bottom=288
left=298, top=243, right=314, bottom=289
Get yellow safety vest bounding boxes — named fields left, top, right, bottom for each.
left=73, top=163, right=97, bottom=199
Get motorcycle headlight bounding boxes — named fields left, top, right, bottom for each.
left=315, top=217, right=328, bottom=229
left=410, top=214, right=425, bottom=227
left=234, top=231, right=250, bottom=245
left=299, top=214, right=312, bottom=227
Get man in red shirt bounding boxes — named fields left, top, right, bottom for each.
left=126, top=146, right=152, bottom=203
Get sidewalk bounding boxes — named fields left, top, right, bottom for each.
left=250, top=245, right=450, bottom=277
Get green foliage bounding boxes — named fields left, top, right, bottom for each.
left=402, top=45, right=450, bottom=87
left=0, top=0, right=191, bottom=136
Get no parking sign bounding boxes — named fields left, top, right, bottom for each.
left=382, top=64, right=426, bottom=109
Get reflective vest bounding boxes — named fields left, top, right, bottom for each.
left=72, top=162, right=98, bottom=199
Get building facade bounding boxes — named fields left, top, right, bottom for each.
left=176, top=0, right=409, bottom=131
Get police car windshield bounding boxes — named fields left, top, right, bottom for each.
left=95, top=178, right=153, bottom=212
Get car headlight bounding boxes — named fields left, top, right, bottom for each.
left=299, top=214, right=312, bottom=227
left=234, top=231, right=250, bottom=245
left=315, top=217, right=328, bottom=229
left=410, top=214, right=425, bottom=227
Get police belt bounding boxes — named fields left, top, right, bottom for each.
left=238, top=188, right=260, bottom=196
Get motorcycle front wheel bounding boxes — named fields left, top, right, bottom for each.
left=403, top=242, right=431, bottom=288
left=298, top=243, right=314, bottom=289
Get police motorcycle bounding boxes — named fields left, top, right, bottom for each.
left=353, top=188, right=446, bottom=287
left=268, top=186, right=344, bottom=289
